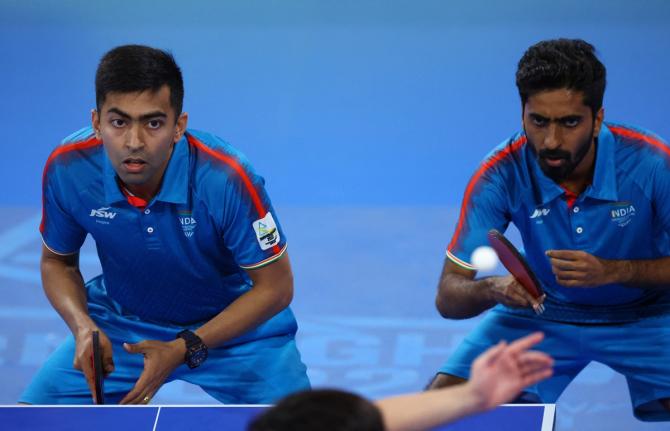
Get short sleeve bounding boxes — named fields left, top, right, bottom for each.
left=652, top=157, right=670, bottom=235
left=220, top=171, right=287, bottom=270
left=446, top=164, right=510, bottom=270
left=40, top=163, right=87, bottom=254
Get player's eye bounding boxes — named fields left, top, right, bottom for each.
left=562, top=117, right=581, bottom=128
left=147, top=120, right=163, bottom=130
left=531, top=116, right=548, bottom=127
left=110, top=119, right=125, bottom=128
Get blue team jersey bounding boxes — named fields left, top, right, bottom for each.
left=40, top=127, right=294, bottom=336
left=446, top=123, right=670, bottom=323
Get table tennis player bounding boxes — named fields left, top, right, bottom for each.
left=250, top=332, right=552, bottom=431
left=19, top=44, right=310, bottom=404
left=429, top=38, right=670, bottom=421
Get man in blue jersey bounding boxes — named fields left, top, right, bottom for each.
left=21, top=45, right=310, bottom=404
left=429, top=38, right=670, bottom=421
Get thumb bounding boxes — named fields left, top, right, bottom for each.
left=104, top=357, right=115, bottom=374
left=123, top=342, right=143, bottom=354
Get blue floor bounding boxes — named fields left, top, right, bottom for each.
left=1, top=206, right=667, bottom=430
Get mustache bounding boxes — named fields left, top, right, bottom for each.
left=538, top=149, right=571, bottom=160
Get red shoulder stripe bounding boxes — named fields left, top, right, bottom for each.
left=40, top=137, right=102, bottom=233
left=609, top=125, right=670, bottom=158
left=186, top=134, right=280, bottom=255
left=447, top=136, right=526, bottom=251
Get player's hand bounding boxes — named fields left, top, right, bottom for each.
left=119, top=339, right=186, bottom=404
left=486, top=275, right=544, bottom=310
left=466, top=332, right=553, bottom=411
left=73, top=327, right=114, bottom=403
left=546, top=250, right=618, bottom=287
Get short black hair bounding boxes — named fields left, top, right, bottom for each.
left=248, top=389, right=385, bottom=431
left=95, top=44, right=184, bottom=117
left=516, top=39, right=606, bottom=115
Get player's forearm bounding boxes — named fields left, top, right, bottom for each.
left=608, top=257, right=670, bottom=287
left=193, top=266, right=293, bottom=349
left=41, top=255, right=96, bottom=335
left=436, top=273, right=496, bottom=319
left=376, top=383, right=483, bottom=431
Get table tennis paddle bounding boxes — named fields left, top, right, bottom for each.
left=487, top=229, right=545, bottom=315
left=91, top=330, right=105, bottom=405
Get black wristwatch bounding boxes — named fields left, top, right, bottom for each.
left=176, top=329, right=208, bottom=369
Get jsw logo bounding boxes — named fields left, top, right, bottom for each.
left=90, top=207, right=117, bottom=219
left=530, top=208, right=550, bottom=219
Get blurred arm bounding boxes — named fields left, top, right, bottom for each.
left=375, top=332, right=553, bottom=431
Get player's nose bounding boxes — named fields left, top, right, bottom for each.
left=125, top=124, right=145, bottom=151
left=543, top=124, right=561, bottom=150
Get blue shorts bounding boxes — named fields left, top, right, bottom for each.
left=20, top=276, right=310, bottom=404
left=438, top=310, right=670, bottom=421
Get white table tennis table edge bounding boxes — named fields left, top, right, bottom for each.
left=0, top=404, right=273, bottom=408
left=540, top=404, right=555, bottom=431
left=4, top=403, right=557, bottom=430
left=152, top=407, right=161, bottom=431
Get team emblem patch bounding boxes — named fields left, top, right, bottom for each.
left=178, top=210, right=197, bottom=238
left=253, top=212, right=280, bottom=250
left=610, top=202, right=636, bottom=227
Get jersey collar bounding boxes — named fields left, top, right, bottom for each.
left=531, top=124, right=618, bottom=206
left=103, top=135, right=189, bottom=206
left=584, top=124, right=618, bottom=202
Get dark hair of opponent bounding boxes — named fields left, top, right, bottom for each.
left=248, top=389, right=385, bottom=431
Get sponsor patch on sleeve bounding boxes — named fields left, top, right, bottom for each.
left=253, top=212, right=280, bottom=250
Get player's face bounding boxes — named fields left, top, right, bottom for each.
left=92, top=85, right=188, bottom=199
left=523, top=88, right=603, bottom=182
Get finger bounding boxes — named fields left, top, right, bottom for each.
left=101, top=338, right=115, bottom=375
left=504, top=282, right=533, bottom=307
left=545, top=250, right=583, bottom=260
left=554, top=270, right=585, bottom=282
left=549, top=258, right=583, bottom=272
left=506, top=332, right=545, bottom=354
left=123, top=341, right=146, bottom=355
left=511, top=282, right=542, bottom=310
left=79, top=344, right=96, bottom=403
left=519, top=355, right=554, bottom=377
left=517, top=350, right=553, bottom=370
left=104, top=356, right=115, bottom=375
left=482, top=340, right=508, bottom=364
left=476, top=341, right=507, bottom=367
left=123, top=388, right=156, bottom=405
left=555, top=272, right=598, bottom=287
left=506, top=292, right=530, bottom=307
left=119, top=374, right=151, bottom=405
left=522, top=366, right=554, bottom=387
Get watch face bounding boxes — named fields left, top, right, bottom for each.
left=187, top=346, right=208, bottom=368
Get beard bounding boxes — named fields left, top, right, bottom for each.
left=528, top=127, right=595, bottom=182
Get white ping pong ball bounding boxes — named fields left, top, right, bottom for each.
left=471, top=246, right=499, bottom=271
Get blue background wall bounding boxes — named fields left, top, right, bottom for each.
left=1, top=1, right=669, bottom=430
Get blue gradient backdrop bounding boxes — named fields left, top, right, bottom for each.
left=1, top=1, right=669, bottom=430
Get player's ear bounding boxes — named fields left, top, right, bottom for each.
left=174, top=112, right=189, bottom=143
left=593, top=108, right=604, bottom=137
left=91, top=109, right=101, bottom=139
